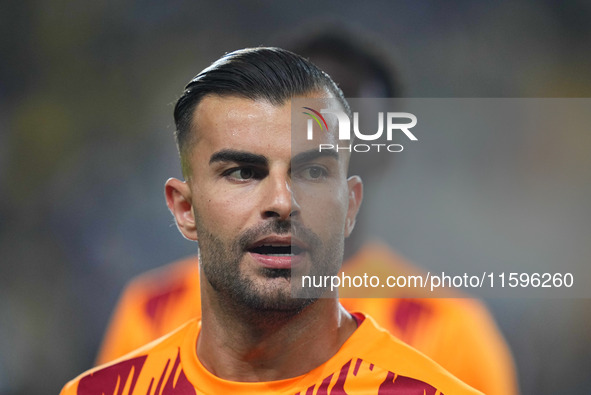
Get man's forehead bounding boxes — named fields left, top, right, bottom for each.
left=191, top=95, right=292, bottom=150
left=191, top=91, right=340, bottom=128
left=194, top=95, right=281, bottom=130
left=189, top=93, right=347, bottom=162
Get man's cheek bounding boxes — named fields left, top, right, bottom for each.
left=307, top=202, right=345, bottom=230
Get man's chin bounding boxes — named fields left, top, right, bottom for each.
left=260, top=267, right=291, bottom=280
left=255, top=296, right=316, bottom=314
left=252, top=268, right=332, bottom=305
left=236, top=278, right=316, bottom=313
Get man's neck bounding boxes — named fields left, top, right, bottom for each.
left=197, top=287, right=357, bottom=382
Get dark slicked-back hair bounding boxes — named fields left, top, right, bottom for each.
left=173, top=47, right=350, bottom=173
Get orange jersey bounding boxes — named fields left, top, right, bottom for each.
left=96, top=243, right=518, bottom=394
left=65, top=314, right=482, bottom=394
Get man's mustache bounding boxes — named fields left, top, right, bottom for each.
left=237, top=220, right=321, bottom=251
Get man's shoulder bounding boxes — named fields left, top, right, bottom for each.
left=340, top=314, right=483, bottom=394
left=62, top=319, right=199, bottom=395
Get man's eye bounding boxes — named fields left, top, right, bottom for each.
left=227, top=167, right=255, bottom=180
left=301, top=166, right=327, bottom=181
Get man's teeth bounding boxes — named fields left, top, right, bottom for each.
left=251, top=244, right=302, bottom=255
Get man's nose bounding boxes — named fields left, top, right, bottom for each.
left=261, top=172, right=299, bottom=220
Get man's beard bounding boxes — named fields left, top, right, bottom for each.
left=197, top=219, right=343, bottom=313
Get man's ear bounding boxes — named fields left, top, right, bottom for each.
left=165, top=178, right=198, bottom=241
left=345, top=176, right=363, bottom=237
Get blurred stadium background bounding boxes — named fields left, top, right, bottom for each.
left=1, top=1, right=590, bottom=394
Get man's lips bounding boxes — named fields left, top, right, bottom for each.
left=246, top=235, right=308, bottom=269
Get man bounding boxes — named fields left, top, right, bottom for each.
left=61, top=47, right=480, bottom=394
left=96, top=32, right=518, bottom=395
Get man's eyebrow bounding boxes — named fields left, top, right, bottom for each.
left=291, top=149, right=339, bottom=166
left=209, top=149, right=268, bottom=166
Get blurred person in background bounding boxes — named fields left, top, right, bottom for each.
left=94, top=28, right=518, bottom=394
